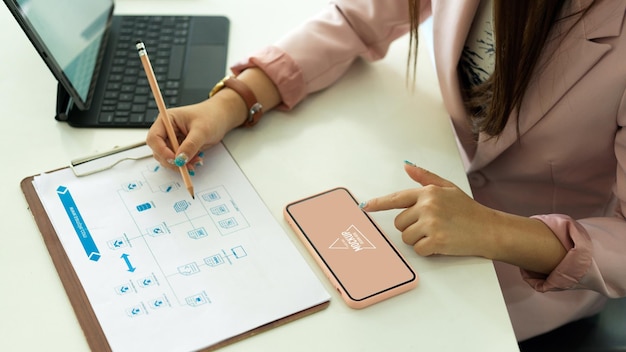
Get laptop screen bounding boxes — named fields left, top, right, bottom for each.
left=5, top=0, right=113, bottom=109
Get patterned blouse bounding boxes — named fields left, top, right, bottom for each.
left=459, top=0, right=495, bottom=89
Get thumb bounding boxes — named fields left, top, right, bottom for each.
left=174, top=130, right=205, bottom=167
left=404, top=161, right=453, bottom=187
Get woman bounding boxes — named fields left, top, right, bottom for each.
left=146, top=0, right=626, bottom=340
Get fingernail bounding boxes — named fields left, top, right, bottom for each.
left=188, top=169, right=195, bottom=176
left=174, top=153, right=188, bottom=167
left=404, top=160, right=417, bottom=167
left=195, top=159, right=204, bottom=167
left=358, top=201, right=368, bottom=209
left=166, top=158, right=175, bottom=165
left=198, top=151, right=205, bottom=158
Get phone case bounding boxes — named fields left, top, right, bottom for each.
left=284, top=187, right=418, bottom=309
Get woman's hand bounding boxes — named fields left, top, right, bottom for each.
left=146, top=92, right=245, bottom=172
left=361, top=162, right=498, bottom=258
left=361, top=162, right=566, bottom=274
left=146, top=68, right=281, bottom=172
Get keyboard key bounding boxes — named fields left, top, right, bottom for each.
left=163, top=89, right=178, bottom=97
left=130, top=114, right=145, bottom=124
left=131, top=104, right=146, bottom=113
left=133, top=95, right=148, bottom=104
left=165, top=81, right=180, bottom=89
left=99, top=112, right=114, bottom=123
left=117, top=102, right=132, bottom=111
left=135, top=86, right=149, bottom=95
left=100, top=15, right=191, bottom=127
left=119, top=93, right=133, bottom=101
left=146, top=109, right=159, bottom=123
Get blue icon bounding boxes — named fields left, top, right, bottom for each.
left=136, top=202, right=152, bottom=212
left=126, top=305, right=145, bottom=317
left=204, top=254, right=225, bottom=267
left=107, top=237, right=128, bottom=250
left=218, top=218, right=238, bottom=229
left=210, top=205, right=229, bottom=215
left=159, top=182, right=179, bottom=193
left=121, top=253, right=136, bottom=272
left=178, top=262, right=200, bottom=275
left=124, top=181, right=142, bottom=191
left=147, top=224, right=167, bottom=237
left=138, top=275, right=157, bottom=288
left=232, top=246, right=247, bottom=259
left=115, top=284, right=132, bottom=295
left=202, top=191, right=221, bottom=202
left=188, top=227, right=208, bottom=239
left=185, top=292, right=209, bottom=307
left=150, top=297, right=167, bottom=309
left=173, top=200, right=189, bottom=212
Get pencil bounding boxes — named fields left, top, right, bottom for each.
left=136, top=40, right=195, bottom=199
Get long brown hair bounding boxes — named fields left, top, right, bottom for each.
left=407, top=0, right=591, bottom=137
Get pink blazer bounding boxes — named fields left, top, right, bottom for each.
left=233, top=0, right=626, bottom=340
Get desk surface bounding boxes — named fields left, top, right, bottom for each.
left=0, top=1, right=518, bottom=351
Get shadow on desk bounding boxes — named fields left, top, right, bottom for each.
left=518, top=297, right=626, bottom=352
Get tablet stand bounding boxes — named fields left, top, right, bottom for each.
left=55, top=82, right=70, bottom=122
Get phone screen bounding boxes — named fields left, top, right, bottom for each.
left=285, top=188, right=417, bottom=307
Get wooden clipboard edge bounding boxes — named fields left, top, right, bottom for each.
left=202, top=300, right=330, bottom=351
left=20, top=172, right=330, bottom=351
left=20, top=174, right=112, bottom=352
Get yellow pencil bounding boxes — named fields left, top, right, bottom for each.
left=136, top=40, right=194, bottom=199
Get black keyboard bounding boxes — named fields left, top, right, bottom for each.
left=99, top=16, right=191, bottom=125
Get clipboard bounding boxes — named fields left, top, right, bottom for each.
left=20, top=142, right=330, bottom=352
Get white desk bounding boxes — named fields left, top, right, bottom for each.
left=0, top=1, right=519, bottom=351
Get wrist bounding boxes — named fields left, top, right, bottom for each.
left=207, top=68, right=280, bottom=130
left=210, top=75, right=264, bottom=127
left=485, top=211, right=566, bottom=274
left=207, top=88, right=249, bottom=131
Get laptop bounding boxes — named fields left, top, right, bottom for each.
left=3, top=0, right=229, bottom=128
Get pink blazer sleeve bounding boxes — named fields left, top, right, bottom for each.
left=526, top=87, right=626, bottom=298
left=232, top=0, right=432, bottom=109
left=518, top=0, right=626, bottom=296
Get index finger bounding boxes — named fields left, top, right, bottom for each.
left=146, top=117, right=176, bottom=163
left=360, top=189, right=419, bottom=212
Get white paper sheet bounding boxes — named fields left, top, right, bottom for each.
left=33, top=143, right=330, bottom=352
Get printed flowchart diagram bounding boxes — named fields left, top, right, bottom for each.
left=60, top=160, right=253, bottom=319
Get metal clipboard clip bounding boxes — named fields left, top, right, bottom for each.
left=69, top=141, right=153, bottom=177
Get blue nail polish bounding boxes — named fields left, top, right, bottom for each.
left=174, top=153, right=188, bottom=167
left=358, top=201, right=367, bottom=209
left=198, top=151, right=205, bottom=158
left=404, top=160, right=417, bottom=167
left=188, top=169, right=195, bottom=176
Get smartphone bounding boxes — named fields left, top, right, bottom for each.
left=284, top=187, right=418, bottom=309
